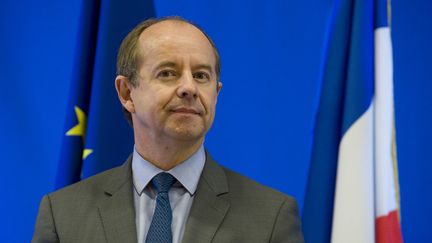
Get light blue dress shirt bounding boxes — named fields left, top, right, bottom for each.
left=132, top=146, right=206, bottom=243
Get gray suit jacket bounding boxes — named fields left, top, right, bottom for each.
left=32, top=153, right=304, bottom=243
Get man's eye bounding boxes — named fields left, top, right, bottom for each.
left=157, top=70, right=177, bottom=79
left=193, top=72, right=210, bottom=82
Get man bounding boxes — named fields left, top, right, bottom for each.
left=32, top=17, right=304, bottom=243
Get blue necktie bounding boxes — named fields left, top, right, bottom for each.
left=146, top=172, right=176, bottom=243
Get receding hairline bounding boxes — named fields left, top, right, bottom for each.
left=135, top=19, right=218, bottom=72
left=140, top=19, right=206, bottom=38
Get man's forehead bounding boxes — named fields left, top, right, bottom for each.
left=137, top=20, right=215, bottom=64
left=138, top=20, right=209, bottom=47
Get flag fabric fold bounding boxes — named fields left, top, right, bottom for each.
left=55, top=0, right=101, bottom=189
left=56, top=0, right=155, bottom=189
left=302, top=0, right=403, bottom=242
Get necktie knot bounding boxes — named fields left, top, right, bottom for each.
left=152, top=172, right=176, bottom=193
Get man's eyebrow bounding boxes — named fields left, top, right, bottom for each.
left=154, top=61, right=214, bottom=74
left=194, top=64, right=214, bottom=73
left=155, top=61, right=178, bottom=69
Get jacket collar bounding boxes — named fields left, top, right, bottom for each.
left=181, top=151, right=230, bottom=243
left=98, top=155, right=137, bottom=243
left=98, top=151, right=230, bottom=243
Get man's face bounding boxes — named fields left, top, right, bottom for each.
left=128, top=20, right=221, bottom=142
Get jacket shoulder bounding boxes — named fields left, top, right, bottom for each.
left=48, top=159, right=130, bottom=205
left=222, top=166, right=297, bottom=204
left=211, top=164, right=304, bottom=242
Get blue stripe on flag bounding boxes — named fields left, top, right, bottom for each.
left=375, top=0, right=388, bottom=28
left=302, top=0, right=375, bottom=241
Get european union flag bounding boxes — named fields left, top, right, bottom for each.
left=56, top=0, right=155, bottom=189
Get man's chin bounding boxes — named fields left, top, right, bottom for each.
left=165, top=125, right=206, bottom=142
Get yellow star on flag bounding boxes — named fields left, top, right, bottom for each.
left=83, top=149, right=93, bottom=160
left=66, top=106, right=87, bottom=137
left=66, top=106, right=93, bottom=159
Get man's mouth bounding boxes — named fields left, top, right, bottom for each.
left=170, top=107, right=201, bottom=115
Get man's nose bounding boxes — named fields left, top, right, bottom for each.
left=176, top=72, right=198, bottom=99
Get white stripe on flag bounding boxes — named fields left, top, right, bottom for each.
left=374, top=26, right=398, bottom=218
left=331, top=103, right=375, bottom=243
left=374, top=25, right=403, bottom=243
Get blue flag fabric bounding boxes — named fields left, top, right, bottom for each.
left=302, top=0, right=376, bottom=242
left=56, top=0, right=155, bottom=189
left=55, top=0, right=101, bottom=189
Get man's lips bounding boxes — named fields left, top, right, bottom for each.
left=170, top=107, right=201, bottom=115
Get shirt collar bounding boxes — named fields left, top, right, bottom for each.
left=132, top=145, right=205, bottom=196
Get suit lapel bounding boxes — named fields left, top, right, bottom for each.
left=95, top=151, right=229, bottom=243
left=98, top=157, right=138, bottom=243
left=182, top=152, right=230, bottom=243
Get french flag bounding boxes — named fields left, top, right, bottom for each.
left=302, top=0, right=403, bottom=242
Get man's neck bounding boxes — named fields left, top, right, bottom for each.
left=134, top=136, right=204, bottom=171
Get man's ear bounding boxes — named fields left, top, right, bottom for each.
left=215, top=81, right=222, bottom=104
left=115, top=75, right=135, bottom=113
left=217, top=81, right=222, bottom=94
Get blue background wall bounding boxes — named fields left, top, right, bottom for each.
left=0, top=0, right=430, bottom=242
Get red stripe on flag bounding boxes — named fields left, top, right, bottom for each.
left=376, top=210, right=403, bottom=243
